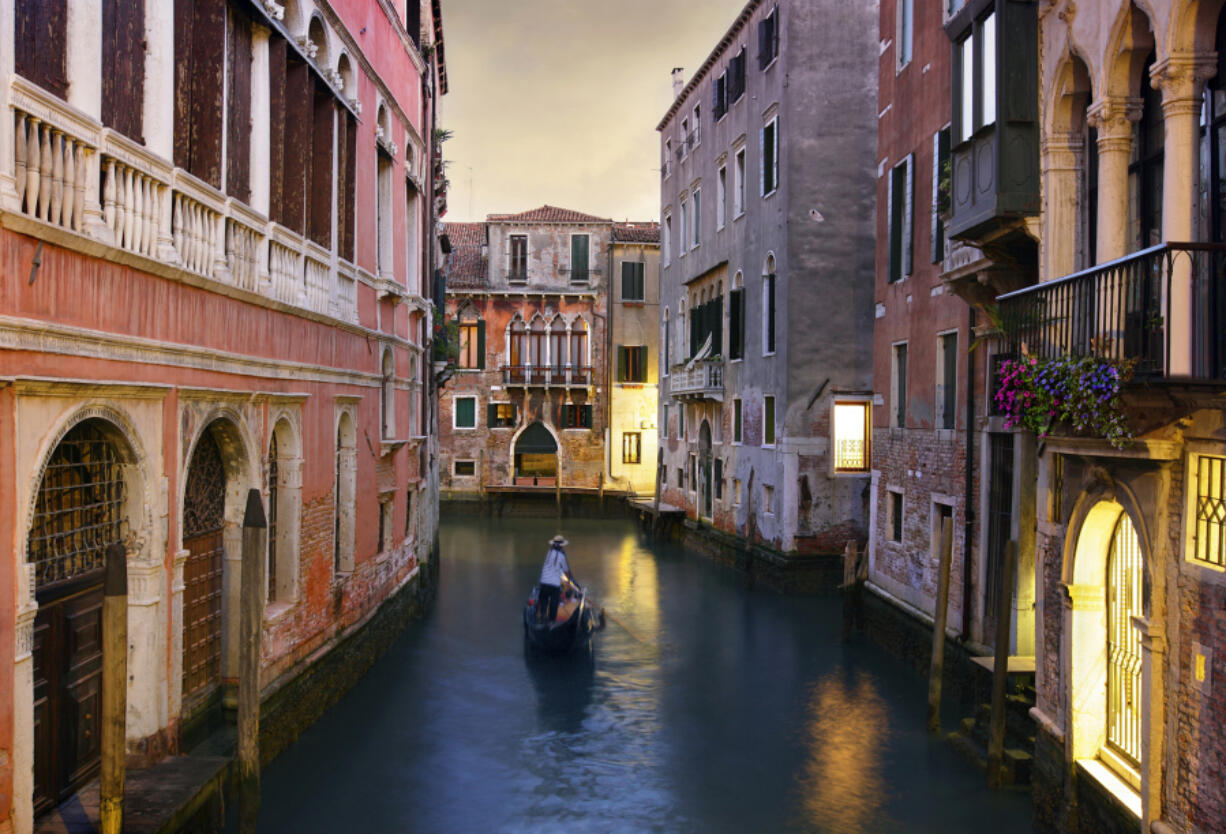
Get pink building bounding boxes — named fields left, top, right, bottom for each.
left=0, top=1, right=446, bottom=829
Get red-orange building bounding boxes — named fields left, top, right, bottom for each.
left=0, top=1, right=446, bottom=829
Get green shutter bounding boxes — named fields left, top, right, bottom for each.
left=487, top=403, right=497, bottom=427
left=476, top=319, right=486, bottom=369
left=582, top=404, right=593, bottom=428
left=617, top=346, right=627, bottom=382
left=455, top=396, right=475, bottom=428
left=571, top=235, right=588, bottom=282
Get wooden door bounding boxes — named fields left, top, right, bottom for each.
left=182, top=430, right=226, bottom=701
left=32, top=584, right=104, bottom=816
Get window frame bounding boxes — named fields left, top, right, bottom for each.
left=832, top=400, right=871, bottom=474
left=936, top=330, right=959, bottom=431
left=892, top=342, right=909, bottom=428
left=509, top=234, right=528, bottom=282
left=734, top=146, right=747, bottom=218
left=453, top=459, right=476, bottom=477
left=763, top=395, right=776, bottom=447
left=888, top=153, right=915, bottom=283
left=453, top=395, right=477, bottom=430
left=623, top=432, right=642, bottom=465
left=761, top=116, right=779, bottom=198
left=716, top=163, right=728, bottom=229
left=691, top=186, right=702, bottom=249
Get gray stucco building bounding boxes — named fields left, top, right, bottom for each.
left=656, top=0, right=878, bottom=558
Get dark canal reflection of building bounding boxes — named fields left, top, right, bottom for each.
left=241, top=517, right=1036, bottom=833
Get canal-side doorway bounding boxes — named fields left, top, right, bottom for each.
left=513, top=421, right=558, bottom=486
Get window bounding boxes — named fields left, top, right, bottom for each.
left=561, top=403, right=593, bottom=429
left=1106, top=514, right=1143, bottom=770
left=729, top=284, right=746, bottom=360
left=759, top=6, right=779, bottom=68
left=376, top=149, right=394, bottom=276
left=932, top=502, right=954, bottom=559
left=622, top=262, right=645, bottom=301
left=689, top=454, right=697, bottom=493
left=679, top=406, right=686, bottom=440
left=763, top=266, right=776, bottom=355
left=833, top=402, right=870, bottom=472
left=955, top=11, right=996, bottom=144
left=681, top=117, right=690, bottom=156
left=1130, top=56, right=1164, bottom=252
left=454, top=396, right=476, bottom=429
left=728, top=47, right=747, bottom=103
left=931, top=128, right=951, bottom=263
left=692, top=104, right=702, bottom=147
left=15, top=0, right=67, bottom=98
left=692, top=187, right=701, bottom=248
left=549, top=316, right=567, bottom=373
left=663, top=214, right=673, bottom=265
left=717, top=165, right=728, bottom=229
left=734, top=148, right=747, bottom=216
left=763, top=484, right=775, bottom=514
left=1194, top=455, right=1226, bottom=568
left=661, top=404, right=669, bottom=439
left=381, top=349, right=396, bottom=439
left=733, top=398, right=743, bottom=443
left=764, top=396, right=776, bottom=446
left=892, top=343, right=908, bottom=427
left=889, top=490, right=904, bottom=542
left=379, top=498, right=394, bottom=552
left=663, top=308, right=672, bottom=372
left=897, top=0, right=913, bottom=68
left=713, top=72, right=728, bottom=120
left=487, top=402, right=517, bottom=429
left=458, top=318, right=484, bottom=369
left=714, top=459, right=723, bottom=499
left=509, top=234, right=528, bottom=281
left=623, top=432, right=642, bottom=465
left=937, top=332, right=958, bottom=430
left=888, top=154, right=914, bottom=282
left=677, top=467, right=685, bottom=488
left=761, top=117, right=779, bottom=196
left=664, top=138, right=673, bottom=178
left=405, top=180, right=421, bottom=292
left=570, top=235, right=590, bottom=283
left=454, top=460, right=476, bottom=476
left=618, top=346, right=648, bottom=383
left=103, top=0, right=146, bottom=141
left=734, top=478, right=743, bottom=505
left=570, top=319, right=588, bottom=369
left=679, top=198, right=688, bottom=257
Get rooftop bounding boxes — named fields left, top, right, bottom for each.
left=612, top=222, right=661, bottom=244
left=444, top=222, right=487, bottom=288
left=487, top=205, right=612, bottom=224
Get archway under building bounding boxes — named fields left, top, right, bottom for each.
left=514, top=422, right=558, bottom=486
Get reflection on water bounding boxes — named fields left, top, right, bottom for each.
left=244, top=517, right=1035, bottom=834
left=796, top=670, right=891, bottom=833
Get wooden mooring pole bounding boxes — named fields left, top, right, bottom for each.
left=238, top=489, right=267, bottom=833
left=987, top=540, right=1017, bottom=788
left=100, top=543, right=127, bottom=834
left=926, top=516, right=954, bottom=734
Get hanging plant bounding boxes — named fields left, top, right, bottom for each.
left=994, top=354, right=1136, bottom=448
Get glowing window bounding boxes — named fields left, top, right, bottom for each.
left=833, top=402, right=870, bottom=472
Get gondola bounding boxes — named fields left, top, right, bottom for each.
left=523, top=583, right=598, bottom=654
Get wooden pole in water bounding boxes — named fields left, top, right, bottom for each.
left=651, top=447, right=663, bottom=536
left=238, top=489, right=267, bottom=833
left=100, top=543, right=127, bottom=834
left=926, top=516, right=954, bottom=734
left=840, top=541, right=860, bottom=642
left=987, top=540, right=1017, bottom=788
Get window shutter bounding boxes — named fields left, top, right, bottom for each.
left=903, top=153, right=915, bottom=278
left=887, top=166, right=899, bottom=282
left=931, top=132, right=942, bottom=264
left=767, top=275, right=776, bottom=353
left=729, top=290, right=742, bottom=359
left=759, top=125, right=765, bottom=196
left=477, top=319, right=486, bottom=369
left=771, top=12, right=779, bottom=60
left=621, top=262, right=631, bottom=298
left=582, top=404, right=593, bottom=428
left=617, top=346, right=627, bottom=382
left=487, top=403, right=498, bottom=427
left=759, top=18, right=769, bottom=69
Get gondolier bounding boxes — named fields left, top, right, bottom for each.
left=537, top=534, right=574, bottom=624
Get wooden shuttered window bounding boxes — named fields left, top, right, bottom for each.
left=282, top=55, right=312, bottom=235
left=712, top=72, right=727, bottom=120
left=729, top=288, right=745, bottom=360
left=15, top=0, right=68, bottom=99
left=758, top=8, right=778, bottom=69
left=102, top=0, right=145, bottom=141
left=617, top=346, right=647, bottom=383
left=570, top=235, right=589, bottom=283
left=560, top=403, right=594, bottom=430
left=174, top=0, right=225, bottom=188
left=268, top=35, right=287, bottom=225
left=621, top=262, right=644, bottom=301
left=225, top=2, right=253, bottom=201
left=338, top=112, right=358, bottom=261
left=308, top=81, right=335, bottom=247
left=888, top=153, right=914, bottom=283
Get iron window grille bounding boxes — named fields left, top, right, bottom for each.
left=1107, top=514, right=1144, bottom=770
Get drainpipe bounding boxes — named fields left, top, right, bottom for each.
left=961, top=306, right=976, bottom=640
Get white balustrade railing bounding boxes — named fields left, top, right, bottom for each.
left=102, top=156, right=164, bottom=259
left=13, top=108, right=90, bottom=233
left=9, top=77, right=369, bottom=325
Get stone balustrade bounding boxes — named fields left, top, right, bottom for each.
left=7, top=76, right=362, bottom=325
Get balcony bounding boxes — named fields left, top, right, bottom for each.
left=7, top=75, right=360, bottom=324
left=501, top=365, right=593, bottom=388
left=996, top=243, right=1226, bottom=382
left=669, top=358, right=724, bottom=401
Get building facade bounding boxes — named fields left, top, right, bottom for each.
left=656, top=0, right=877, bottom=557
left=607, top=222, right=661, bottom=496
left=438, top=207, right=615, bottom=497
left=1007, top=0, right=1226, bottom=830
left=0, top=1, right=446, bottom=829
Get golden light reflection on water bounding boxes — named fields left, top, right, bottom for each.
left=605, top=534, right=659, bottom=651
left=797, top=672, right=891, bottom=833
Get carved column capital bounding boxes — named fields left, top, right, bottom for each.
left=1152, top=53, right=1219, bottom=118
left=15, top=607, right=37, bottom=661
left=1087, top=96, right=1143, bottom=144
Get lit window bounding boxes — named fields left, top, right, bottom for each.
left=1194, top=455, right=1226, bottom=567
left=623, top=432, right=642, bottom=465
left=833, top=402, right=870, bottom=472
left=458, top=320, right=483, bottom=369
left=489, top=402, right=516, bottom=429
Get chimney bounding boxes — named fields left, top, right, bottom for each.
left=671, top=67, right=685, bottom=99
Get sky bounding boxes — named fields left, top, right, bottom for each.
left=438, top=0, right=749, bottom=224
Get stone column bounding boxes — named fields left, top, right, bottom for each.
left=1063, top=583, right=1107, bottom=761
left=143, top=0, right=175, bottom=161
left=1040, top=135, right=1084, bottom=281
left=125, top=562, right=167, bottom=750
left=11, top=609, right=37, bottom=834
left=66, top=0, right=102, bottom=120
left=1087, top=97, right=1142, bottom=263
left=1152, top=54, right=1217, bottom=377
left=250, top=26, right=272, bottom=217
left=168, top=549, right=190, bottom=730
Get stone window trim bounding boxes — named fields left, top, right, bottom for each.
left=453, top=459, right=477, bottom=477
left=452, top=395, right=478, bottom=430
left=830, top=397, right=872, bottom=477
left=896, top=0, right=914, bottom=72
left=886, top=486, right=905, bottom=545
left=1183, top=447, right=1226, bottom=583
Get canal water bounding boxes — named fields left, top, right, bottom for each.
left=250, top=516, right=1036, bottom=833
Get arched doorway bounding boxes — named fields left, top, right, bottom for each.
left=1106, top=513, right=1143, bottom=770
left=181, top=426, right=226, bottom=727
left=514, top=422, right=558, bottom=486
left=28, top=420, right=127, bottom=815
left=699, top=420, right=713, bottom=519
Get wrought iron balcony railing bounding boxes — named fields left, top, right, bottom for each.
left=500, top=365, right=593, bottom=387
left=996, top=243, right=1226, bottom=381
left=669, top=357, right=724, bottom=401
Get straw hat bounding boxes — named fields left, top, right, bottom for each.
left=549, top=535, right=569, bottom=547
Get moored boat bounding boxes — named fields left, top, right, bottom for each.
left=523, top=584, right=597, bottom=654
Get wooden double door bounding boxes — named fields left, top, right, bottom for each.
left=32, top=580, right=104, bottom=817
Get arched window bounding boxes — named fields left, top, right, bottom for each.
left=1201, top=12, right=1226, bottom=243
left=570, top=318, right=589, bottom=371
left=530, top=317, right=547, bottom=367
left=334, top=412, right=356, bottom=573
left=763, top=253, right=776, bottom=355
left=663, top=307, right=672, bottom=373
left=1129, top=53, right=1164, bottom=252
left=549, top=315, right=568, bottom=374
left=381, top=348, right=395, bottom=439
left=267, top=418, right=302, bottom=605
left=509, top=317, right=528, bottom=368
left=1106, top=513, right=1144, bottom=769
